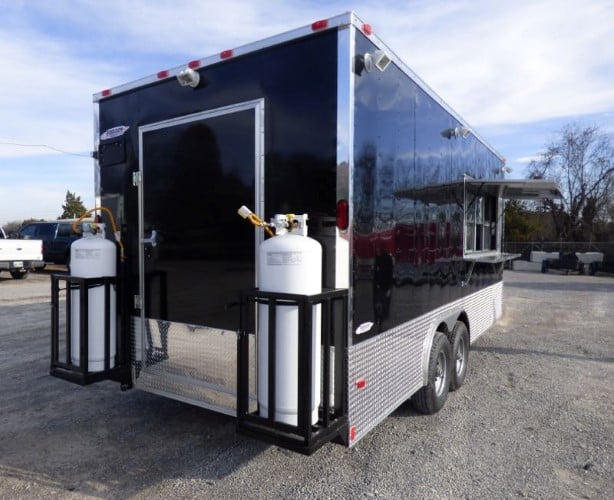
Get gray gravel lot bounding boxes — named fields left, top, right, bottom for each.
left=0, top=269, right=612, bottom=499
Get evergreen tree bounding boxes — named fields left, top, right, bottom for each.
left=59, top=190, right=87, bottom=219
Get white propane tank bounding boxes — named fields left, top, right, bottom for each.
left=258, top=214, right=322, bottom=426
left=70, top=223, right=117, bottom=371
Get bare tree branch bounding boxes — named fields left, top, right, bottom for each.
left=527, top=123, right=614, bottom=240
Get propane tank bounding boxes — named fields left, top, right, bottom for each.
left=70, top=223, right=117, bottom=371
left=258, top=214, right=322, bottom=426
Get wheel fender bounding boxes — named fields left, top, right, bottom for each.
left=420, top=331, right=436, bottom=386
left=421, top=311, right=465, bottom=385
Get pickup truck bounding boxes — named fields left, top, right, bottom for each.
left=0, top=226, right=45, bottom=279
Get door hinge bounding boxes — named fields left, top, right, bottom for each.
left=132, top=171, right=142, bottom=186
left=134, top=294, right=142, bottom=309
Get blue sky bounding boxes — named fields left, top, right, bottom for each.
left=1, top=0, right=613, bottom=224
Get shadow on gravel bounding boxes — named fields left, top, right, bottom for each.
left=0, top=386, right=271, bottom=497
left=472, top=345, right=614, bottom=364
left=0, top=295, right=271, bottom=496
left=388, top=398, right=428, bottom=418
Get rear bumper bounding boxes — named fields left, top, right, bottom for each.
left=0, top=260, right=45, bottom=271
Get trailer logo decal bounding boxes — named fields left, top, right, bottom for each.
left=100, top=125, right=129, bottom=140
left=355, top=322, right=374, bottom=335
left=267, top=251, right=304, bottom=266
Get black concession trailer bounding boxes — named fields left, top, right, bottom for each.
left=50, top=12, right=562, bottom=454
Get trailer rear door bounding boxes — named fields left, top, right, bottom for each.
left=134, top=99, right=263, bottom=415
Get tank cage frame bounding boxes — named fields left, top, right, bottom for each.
left=238, top=288, right=349, bottom=454
left=50, top=275, right=131, bottom=386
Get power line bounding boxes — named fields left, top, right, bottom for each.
left=0, top=141, right=91, bottom=158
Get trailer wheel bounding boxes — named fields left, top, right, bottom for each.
left=449, top=321, right=469, bottom=391
left=412, top=331, right=451, bottom=414
left=10, top=270, right=28, bottom=280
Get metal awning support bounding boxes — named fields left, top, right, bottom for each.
left=460, top=253, right=520, bottom=287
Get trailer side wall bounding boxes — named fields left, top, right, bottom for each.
left=350, top=32, right=504, bottom=343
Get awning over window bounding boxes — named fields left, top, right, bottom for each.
left=462, top=252, right=520, bottom=264
left=394, top=178, right=562, bottom=204
left=465, top=179, right=563, bottom=200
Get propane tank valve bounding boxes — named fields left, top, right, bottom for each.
left=237, top=206, right=274, bottom=237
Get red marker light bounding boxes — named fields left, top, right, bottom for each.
left=188, top=60, right=201, bottom=69
left=101, top=89, right=112, bottom=97
left=355, top=378, right=366, bottom=389
left=311, top=19, right=328, bottom=31
left=157, top=70, right=169, bottom=79
left=220, top=49, right=234, bottom=59
left=350, top=425, right=357, bottom=441
left=362, top=23, right=373, bottom=35
left=336, top=199, right=349, bottom=230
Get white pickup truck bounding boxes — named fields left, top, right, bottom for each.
left=0, top=226, right=45, bottom=279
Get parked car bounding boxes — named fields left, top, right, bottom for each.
left=18, top=220, right=83, bottom=265
left=541, top=252, right=585, bottom=274
left=0, top=225, right=44, bottom=278
left=588, top=254, right=614, bottom=275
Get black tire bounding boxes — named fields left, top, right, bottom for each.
left=10, top=270, right=28, bottom=280
left=412, top=331, right=451, bottom=414
left=449, top=321, right=469, bottom=391
left=541, top=261, right=549, bottom=273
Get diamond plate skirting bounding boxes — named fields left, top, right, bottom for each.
left=128, top=281, right=501, bottom=442
left=130, top=317, right=256, bottom=416
left=347, top=281, right=503, bottom=445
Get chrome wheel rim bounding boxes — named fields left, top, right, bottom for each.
left=434, top=350, right=447, bottom=396
left=456, top=335, right=467, bottom=375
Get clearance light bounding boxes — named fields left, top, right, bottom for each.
left=188, top=60, right=201, bottom=69
left=336, top=199, right=349, bottom=230
left=311, top=19, right=328, bottom=31
left=157, top=70, right=169, bottom=79
left=355, top=378, right=367, bottom=389
left=362, top=23, right=373, bottom=35
left=220, top=49, right=234, bottom=59
left=101, top=89, right=112, bottom=97
left=350, top=425, right=357, bottom=441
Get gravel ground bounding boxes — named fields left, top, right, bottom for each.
left=0, top=269, right=612, bottom=499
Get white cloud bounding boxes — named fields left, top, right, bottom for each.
left=0, top=0, right=613, bottom=223
left=516, top=156, right=541, bottom=165
left=0, top=28, right=123, bottom=158
left=363, top=0, right=614, bottom=127
left=3, top=0, right=612, bottom=150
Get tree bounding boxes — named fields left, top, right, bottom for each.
left=2, top=220, right=24, bottom=236
left=2, top=219, right=43, bottom=236
left=59, top=190, right=87, bottom=219
left=528, top=124, right=614, bottom=241
left=504, top=200, right=544, bottom=241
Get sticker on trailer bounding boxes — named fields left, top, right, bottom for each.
left=100, top=125, right=129, bottom=140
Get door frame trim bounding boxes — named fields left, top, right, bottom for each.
left=136, top=97, right=265, bottom=345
